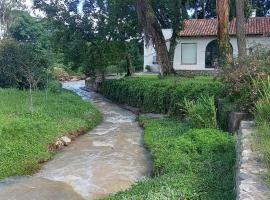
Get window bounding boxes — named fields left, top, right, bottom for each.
left=153, top=55, right=158, bottom=64
left=181, top=43, right=197, bottom=65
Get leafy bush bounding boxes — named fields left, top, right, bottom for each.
left=100, top=76, right=224, bottom=115
left=108, top=117, right=236, bottom=200
left=52, top=65, right=70, bottom=80
left=182, top=95, right=217, bottom=128
left=48, top=80, right=62, bottom=94
left=221, top=47, right=270, bottom=113
left=0, top=38, right=50, bottom=89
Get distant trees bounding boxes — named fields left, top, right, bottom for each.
left=0, top=0, right=25, bottom=36
left=251, top=0, right=270, bottom=17
left=0, top=11, right=51, bottom=90
left=34, top=0, right=143, bottom=77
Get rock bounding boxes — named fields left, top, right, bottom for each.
left=54, top=139, right=64, bottom=149
left=61, top=136, right=72, bottom=146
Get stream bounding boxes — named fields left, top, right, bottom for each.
left=0, top=80, right=152, bottom=200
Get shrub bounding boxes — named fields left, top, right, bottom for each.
left=48, top=80, right=62, bottom=94
left=221, top=47, right=270, bottom=113
left=100, top=76, right=224, bottom=116
left=182, top=95, right=217, bottom=128
left=0, top=38, right=50, bottom=89
left=52, top=66, right=70, bottom=80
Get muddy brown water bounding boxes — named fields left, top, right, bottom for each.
left=0, top=81, right=152, bottom=200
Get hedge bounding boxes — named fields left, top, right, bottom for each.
left=100, top=76, right=225, bottom=115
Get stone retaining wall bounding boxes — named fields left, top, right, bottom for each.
left=236, top=121, right=270, bottom=200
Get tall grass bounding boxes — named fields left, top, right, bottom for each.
left=254, top=76, right=270, bottom=183
left=0, top=89, right=102, bottom=179
left=182, top=95, right=217, bottom=129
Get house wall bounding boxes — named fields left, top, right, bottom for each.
left=144, top=31, right=270, bottom=72
left=144, top=29, right=172, bottom=73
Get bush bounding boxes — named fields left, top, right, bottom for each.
left=48, top=80, right=62, bottom=94
left=182, top=95, right=217, bottom=128
left=100, top=76, right=224, bottom=116
left=221, top=47, right=270, bottom=113
left=0, top=38, right=50, bottom=89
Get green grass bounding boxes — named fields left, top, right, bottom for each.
left=0, top=88, right=102, bottom=179
left=107, top=117, right=236, bottom=200
left=254, top=77, right=270, bottom=184
left=100, top=75, right=224, bottom=115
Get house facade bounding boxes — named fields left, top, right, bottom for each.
left=144, top=17, right=270, bottom=72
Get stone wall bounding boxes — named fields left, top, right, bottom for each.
left=236, top=121, right=270, bottom=200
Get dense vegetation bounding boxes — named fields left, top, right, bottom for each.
left=0, top=88, right=102, bottom=179
left=107, top=116, right=236, bottom=200
left=254, top=77, right=270, bottom=183
left=100, top=75, right=224, bottom=115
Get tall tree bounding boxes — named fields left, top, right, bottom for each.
left=0, top=0, right=25, bottom=37
left=236, top=0, right=246, bottom=59
left=136, top=0, right=174, bottom=76
left=216, top=0, right=232, bottom=66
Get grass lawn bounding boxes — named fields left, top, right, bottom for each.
left=107, top=116, right=236, bottom=200
left=0, top=88, right=102, bottom=180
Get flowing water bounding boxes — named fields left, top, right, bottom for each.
left=0, top=81, right=152, bottom=200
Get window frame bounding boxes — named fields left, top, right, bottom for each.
left=152, top=55, right=159, bottom=64
left=181, top=43, right=198, bottom=65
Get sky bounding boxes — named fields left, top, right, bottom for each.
left=25, top=0, right=33, bottom=9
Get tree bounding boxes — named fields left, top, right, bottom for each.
left=34, top=0, right=143, bottom=76
left=251, top=0, right=270, bottom=17
left=0, top=38, right=49, bottom=113
left=0, top=0, right=25, bottom=37
left=216, top=0, right=232, bottom=67
left=136, top=0, right=174, bottom=76
left=236, top=0, right=246, bottom=59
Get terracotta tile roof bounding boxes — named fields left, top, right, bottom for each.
left=179, top=17, right=270, bottom=37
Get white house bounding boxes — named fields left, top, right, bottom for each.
left=144, top=17, right=270, bottom=72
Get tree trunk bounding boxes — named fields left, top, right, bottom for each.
left=29, top=82, right=33, bottom=114
left=153, top=25, right=174, bottom=76
left=168, top=31, right=177, bottom=67
left=216, top=0, right=232, bottom=67
left=126, top=53, right=133, bottom=76
left=136, top=0, right=175, bottom=76
left=236, top=0, right=246, bottom=59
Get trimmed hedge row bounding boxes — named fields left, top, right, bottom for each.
left=100, top=76, right=225, bottom=115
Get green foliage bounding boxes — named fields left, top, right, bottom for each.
left=221, top=47, right=270, bottom=113
left=107, top=117, right=236, bottom=200
left=100, top=76, right=224, bottom=115
left=48, top=80, right=62, bottom=94
left=254, top=76, right=270, bottom=183
left=0, top=88, right=102, bottom=179
left=0, top=38, right=50, bottom=89
left=182, top=95, right=217, bottom=128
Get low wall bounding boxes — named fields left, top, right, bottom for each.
left=236, top=121, right=270, bottom=200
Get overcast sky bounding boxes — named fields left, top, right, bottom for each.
left=25, top=0, right=33, bottom=8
